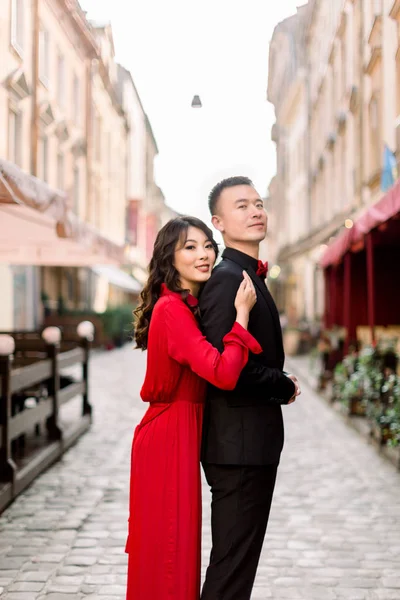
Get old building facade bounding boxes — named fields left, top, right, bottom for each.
left=118, top=66, right=177, bottom=283
left=0, top=0, right=166, bottom=329
left=268, top=0, right=400, bottom=326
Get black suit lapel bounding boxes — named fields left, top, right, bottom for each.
left=245, top=264, right=270, bottom=308
left=245, top=265, right=284, bottom=355
left=222, top=248, right=284, bottom=355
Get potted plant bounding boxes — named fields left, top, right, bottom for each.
left=368, top=373, right=400, bottom=445
left=333, top=351, right=366, bottom=414
left=332, top=361, right=347, bottom=403
left=341, top=370, right=367, bottom=416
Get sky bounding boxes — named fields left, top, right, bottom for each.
left=81, top=0, right=302, bottom=226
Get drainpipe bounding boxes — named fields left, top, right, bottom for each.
left=85, top=57, right=93, bottom=223
left=306, top=47, right=312, bottom=238
left=358, top=0, right=365, bottom=207
left=31, top=0, right=41, bottom=319
left=31, top=0, right=39, bottom=176
left=305, top=11, right=313, bottom=318
left=366, top=231, right=376, bottom=344
left=343, top=252, right=352, bottom=353
left=85, top=55, right=95, bottom=309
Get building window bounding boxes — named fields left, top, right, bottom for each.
left=73, top=165, right=80, bottom=213
left=128, top=201, right=139, bottom=246
left=396, top=61, right=400, bottom=120
left=57, top=53, right=65, bottom=108
left=57, top=152, right=64, bottom=190
left=39, top=134, right=48, bottom=182
left=73, top=74, right=80, bottom=124
left=94, top=183, right=100, bottom=228
left=72, top=74, right=81, bottom=125
left=107, top=187, right=112, bottom=230
left=341, top=36, right=346, bottom=96
left=369, top=96, right=380, bottom=173
left=11, top=0, right=24, bottom=55
left=39, top=28, right=50, bottom=86
left=370, top=97, right=378, bottom=130
left=92, top=109, right=101, bottom=162
left=107, top=132, right=112, bottom=176
left=12, top=266, right=39, bottom=330
left=8, top=107, right=22, bottom=165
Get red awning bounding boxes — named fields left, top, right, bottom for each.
left=320, top=180, right=400, bottom=267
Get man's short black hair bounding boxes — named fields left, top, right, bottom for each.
left=208, top=176, right=254, bottom=215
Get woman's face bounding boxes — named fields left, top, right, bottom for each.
left=174, top=226, right=216, bottom=294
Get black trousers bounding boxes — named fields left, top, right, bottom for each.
left=200, top=463, right=278, bottom=600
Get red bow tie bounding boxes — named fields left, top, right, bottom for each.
left=256, top=260, right=268, bottom=279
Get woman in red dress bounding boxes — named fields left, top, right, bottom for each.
left=126, top=216, right=262, bottom=600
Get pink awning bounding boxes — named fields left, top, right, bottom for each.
left=0, top=204, right=125, bottom=266
left=0, top=159, right=125, bottom=266
left=320, top=180, right=400, bottom=267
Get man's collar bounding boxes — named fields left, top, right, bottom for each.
left=222, top=247, right=259, bottom=272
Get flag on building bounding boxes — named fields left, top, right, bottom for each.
left=381, top=144, right=398, bottom=192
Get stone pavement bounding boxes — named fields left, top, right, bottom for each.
left=1, top=347, right=400, bottom=600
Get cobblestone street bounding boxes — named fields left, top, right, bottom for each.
left=1, top=346, right=400, bottom=600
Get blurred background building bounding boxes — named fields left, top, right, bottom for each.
left=267, top=4, right=310, bottom=322
left=267, top=0, right=400, bottom=342
left=2, top=0, right=400, bottom=349
left=0, top=0, right=175, bottom=331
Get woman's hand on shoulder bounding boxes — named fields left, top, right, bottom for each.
left=234, top=272, right=257, bottom=330
left=234, top=271, right=257, bottom=313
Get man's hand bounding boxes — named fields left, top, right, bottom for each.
left=286, top=373, right=301, bottom=404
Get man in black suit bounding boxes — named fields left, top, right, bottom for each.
left=199, top=176, right=301, bottom=600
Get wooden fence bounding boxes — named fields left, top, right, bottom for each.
left=0, top=324, right=93, bottom=513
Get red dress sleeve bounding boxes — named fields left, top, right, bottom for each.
left=164, top=298, right=262, bottom=390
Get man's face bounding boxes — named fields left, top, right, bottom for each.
left=211, top=185, right=267, bottom=244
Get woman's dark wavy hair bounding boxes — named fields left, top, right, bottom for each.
left=134, top=216, right=219, bottom=350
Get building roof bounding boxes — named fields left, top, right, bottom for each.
left=145, top=114, right=159, bottom=154
left=271, top=3, right=309, bottom=68
left=90, top=21, right=116, bottom=56
left=267, top=4, right=310, bottom=104
left=115, top=64, right=159, bottom=153
left=58, top=1, right=98, bottom=56
left=116, top=64, right=147, bottom=119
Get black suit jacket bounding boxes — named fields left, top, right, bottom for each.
left=199, top=247, right=295, bottom=466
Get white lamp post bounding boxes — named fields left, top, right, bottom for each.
left=41, top=327, right=62, bottom=345
left=77, top=321, right=95, bottom=342
left=0, top=335, right=15, bottom=355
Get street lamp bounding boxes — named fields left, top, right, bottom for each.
left=77, top=320, right=95, bottom=342
left=269, top=265, right=281, bottom=279
left=0, top=335, right=15, bottom=355
left=42, top=326, right=62, bottom=345
left=191, top=95, right=202, bottom=108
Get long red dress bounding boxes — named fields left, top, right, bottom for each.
left=125, top=284, right=261, bottom=600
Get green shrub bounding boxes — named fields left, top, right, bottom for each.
left=100, top=304, right=136, bottom=346
left=335, top=341, right=400, bottom=445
